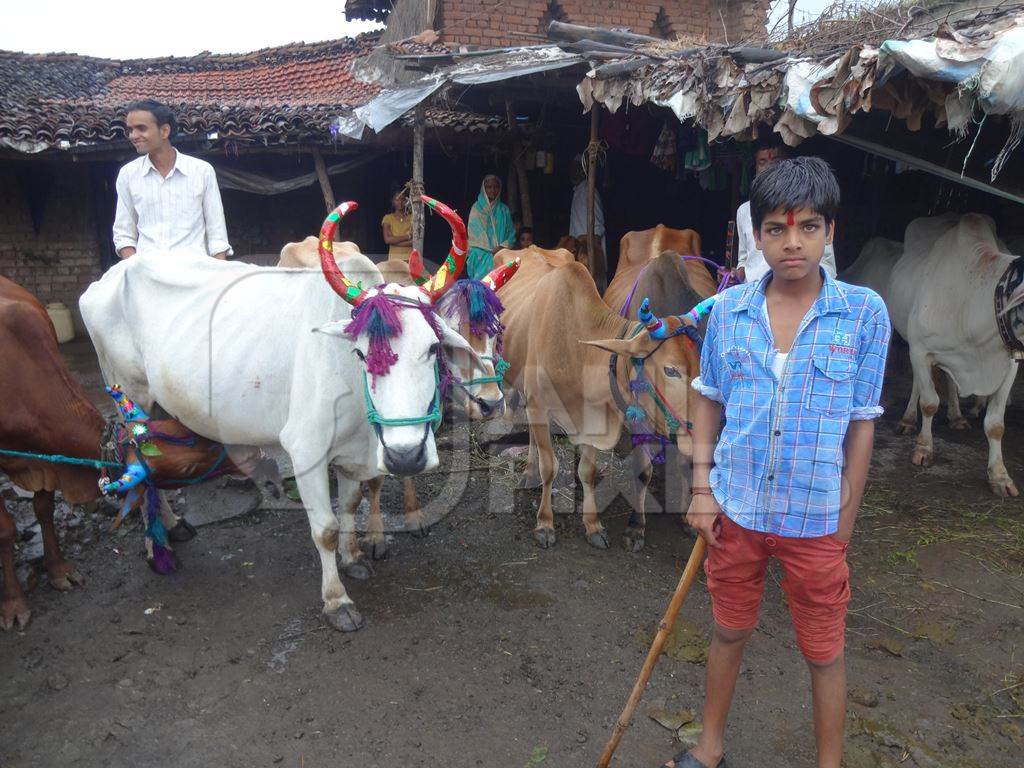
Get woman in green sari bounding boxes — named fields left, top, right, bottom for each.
left=467, top=174, right=516, bottom=280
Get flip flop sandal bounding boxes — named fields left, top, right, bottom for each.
left=660, top=752, right=728, bottom=768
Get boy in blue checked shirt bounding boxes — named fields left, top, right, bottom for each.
left=661, top=157, right=891, bottom=768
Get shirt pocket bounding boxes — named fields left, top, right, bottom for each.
left=806, top=355, right=855, bottom=415
left=723, top=347, right=752, bottom=387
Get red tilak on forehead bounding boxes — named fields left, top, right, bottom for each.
left=786, top=210, right=795, bottom=226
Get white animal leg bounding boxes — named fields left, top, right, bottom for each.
left=896, top=377, right=919, bottom=435
left=983, top=366, right=1020, bottom=498
left=292, top=465, right=364, bottom=632
left=910, top=349, right=939, bottom=468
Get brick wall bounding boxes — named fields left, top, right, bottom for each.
left=0, top=162, right=103, bottom=332
left=439, top=0, right=717, bottom=48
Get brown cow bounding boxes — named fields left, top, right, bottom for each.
left=611, top=225, right=716, bottom=302
left=495, top=246, right=701, bottom=551
left=0, top=277, right=256, bottom=630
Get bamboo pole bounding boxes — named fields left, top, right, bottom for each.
left=412, top=103, right=426, bottom=255
left=594, top=537, right=708, bottom=768
left=311, top=147, right=335, bottom=213
left=586, top=106, right=606, bottom=290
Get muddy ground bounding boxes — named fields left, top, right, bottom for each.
left=1, top=340, right=1022, bottom=768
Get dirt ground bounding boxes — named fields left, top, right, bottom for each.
left=1, top=340, right=1022, bottom=768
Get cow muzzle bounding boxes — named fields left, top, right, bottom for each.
left=382, top=441, right=429, bottom=476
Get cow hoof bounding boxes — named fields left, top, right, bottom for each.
left=911, top=447, right=933, bottom=467
left=362, top=536, right=389, bottom=561
left=989, top=477, right=1020, bottom=498
left=0, top=597, right=31, bottom=632
left=518, top=474, right=543, bottom=490
left=586, top=529, right=610, bottom=550
left=322, top=604, right=364, bottom=632
left=344, top=559, right=375, bottom=581
left=534, top=527, right=557, bottom=549
left=47, top=562, right=85, bottom=592
left=406, top=513, right=430, bottom=538
left=623, top=529, right=646, bottom=552
left=949, top=418, right=970, bottom=431
left=895, top=421, right=916, bottom=436
left=168, top=517, right=198, bottom=543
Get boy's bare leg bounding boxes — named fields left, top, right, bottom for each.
left=675, top=624, right=754, bottom=768
left=808, top=652, right=846, bottom=768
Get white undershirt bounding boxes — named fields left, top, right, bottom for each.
left=766, top=303, right=788, bottom=380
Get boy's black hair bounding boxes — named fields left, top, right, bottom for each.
left=754, top=137, right=788, bottom=156
left=125, top=99, right=176, bottom=136
left=749, top=156, right=840, bottom=231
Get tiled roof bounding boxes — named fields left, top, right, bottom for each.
left=0, top=36, right=385, bottom=151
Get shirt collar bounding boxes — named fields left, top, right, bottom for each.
left=731, top=266, right=849, bottom=317
left=142, top=149, right=187, bottom=178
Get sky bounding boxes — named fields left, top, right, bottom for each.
left=1, top=1, right=382, bottom=58
left=2, top=0, right=835, bottom=59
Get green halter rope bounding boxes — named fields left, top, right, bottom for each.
left=362, top=358, right=444, bottom=430
left=0, top=447, right=122, bottom=470
left=460, top=353, right=510, bottom=387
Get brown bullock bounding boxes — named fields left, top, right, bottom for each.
left=494, top=246, right=700, bottom=551
left=0, top=277, right=255, bottom=630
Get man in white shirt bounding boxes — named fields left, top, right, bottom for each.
left=735, top=143, right=837, bottom=283
left=569, top=159, right=607, bottom=260
left=113, top=100, right=232, bottom=260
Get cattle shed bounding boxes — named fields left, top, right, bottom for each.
left=342, top=0, right=1024, bottom=292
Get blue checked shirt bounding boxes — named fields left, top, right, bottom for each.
left=691, top=270, right=891, bottom=537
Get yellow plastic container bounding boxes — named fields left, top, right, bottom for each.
left=46, top=302, right=75, bottom=343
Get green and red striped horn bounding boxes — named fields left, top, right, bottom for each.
left=318, top=201, right=368, bottom=306
left=418, top=195, right=469, bottom=302
left=481, top=256, right=521, bottom=292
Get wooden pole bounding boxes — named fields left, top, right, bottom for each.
left=586, top=106, right=606, bottom=290
left=412, top=103, right=426, bottom=255
left=594, top=537, right=708, bottom=768
left=312, top=147, right=335, bottom=213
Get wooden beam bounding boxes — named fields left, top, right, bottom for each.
left=412, top=102, right=426, bottom=254
left=311, top=147, right=335, bottom=212
left=547, top=20, right=662, bottom=47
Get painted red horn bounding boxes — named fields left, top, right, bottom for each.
left=317, top=201, right=368, bottom=306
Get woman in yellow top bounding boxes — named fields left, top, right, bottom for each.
left=381, top=190, right=413, bottom=260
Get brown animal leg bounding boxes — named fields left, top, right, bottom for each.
left=624, top=449, right=652, bottom=553
left=518, top=434, right=543, bottom=489
left=363, top=476, right=389, bottom=560
left=0, top=498, right=31, bottom=630
left=34, top=490, right=84, bottom=591
left=341, top=481, right=373, bottom=580
left=527, top=403, right=559, bottom=548
left=578, top=445, right=609, bottom=550
left=403, top=477, right=428, bottom=537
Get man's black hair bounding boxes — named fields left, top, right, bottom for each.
left=125, top=100, right=176, bottom=136
left=749, top=156, right=840, bottom=232
left=754, top=137, right=788, bottom=156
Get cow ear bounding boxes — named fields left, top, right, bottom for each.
left=581, top=332, right=658, bottom=357
left=313, top=320, right=348, bottom=337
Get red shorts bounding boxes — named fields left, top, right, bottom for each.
left=704, top=515, right=851, bottom=663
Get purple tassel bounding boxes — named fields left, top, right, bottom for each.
left=440, top=280, right=505, bottom=340
left=630, top=379, right=650, bottom=393
left=344, top=293, right=404, bottom=386
left=150, top=544, right=177, bottom=575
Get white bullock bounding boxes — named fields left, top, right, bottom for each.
left=81, top=199, right=480, bottom=630
left=886, top=213, right=1023, bottom=496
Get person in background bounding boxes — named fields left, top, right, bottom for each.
left=735, top=143, right=837, bottom=283
left=381, top=188, right=413, bottom=261
left=517, top=227, right=534, bottom=249
left=569, top=156, right=606, bottom=262
left=113, top=99, right=232, bottom=260
left=467, top=174, right=516, bottom=280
